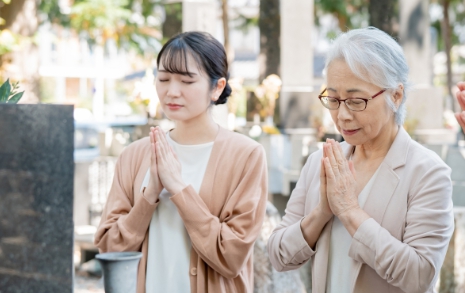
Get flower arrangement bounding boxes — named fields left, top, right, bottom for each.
left=253, top=74, right=282, bottom=123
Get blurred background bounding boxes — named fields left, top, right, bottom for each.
left=1, top=0, right=465, bottom=292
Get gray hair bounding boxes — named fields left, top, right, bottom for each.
left=324, top=27, right=410, bottom=125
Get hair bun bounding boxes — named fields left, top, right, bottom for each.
left=215, top=82, right=232, bottom=105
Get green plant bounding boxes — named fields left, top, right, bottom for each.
left=0, top=79, right=24, bottom=104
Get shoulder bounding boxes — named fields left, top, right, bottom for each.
left=406, top=139, right=450, bottom=173
left=220, top=129, right=264, bottom=154
left=117, top=136, right=150, bottom=165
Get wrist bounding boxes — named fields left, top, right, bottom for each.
left=167, top=181, right=187, bottom=196
left=315, top=204, right=333, bottom=222
left=337, top=207, right=370, bottom=236
left=142, top=185, right=160, bottom=204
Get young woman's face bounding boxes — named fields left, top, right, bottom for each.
left=156, top=53, right=215, bottom=123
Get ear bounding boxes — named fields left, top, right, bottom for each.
left=212, top=78, right=227, bottom=102
left=392, top=84, right=404, bottom=109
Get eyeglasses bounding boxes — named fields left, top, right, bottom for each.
left=318, top=88, right=386, bottom=112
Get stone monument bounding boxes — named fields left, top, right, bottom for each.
left=0, top=104, right=74, bottom=293
left=399, top=0, right=455, bottom=144
left=279, top=0, right=315, bottom=129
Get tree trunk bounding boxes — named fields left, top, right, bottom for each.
left=162, top=2, right=182, bottom=42
left=221, top=0, right=233, bottom=66
left=369, top=0, right=397, bottom=36
left=259, top=0, right=280, bottom=83
left=0, top=0, right=40, bottom=103
left=441, top=0, right=455, bottom=112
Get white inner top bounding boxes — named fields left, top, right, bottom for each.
left=145, top=133, right=214, bottom=293
left=325, top=165, right=381, bottom=293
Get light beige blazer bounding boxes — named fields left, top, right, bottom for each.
left=94, top=127, right=268, bottom=293
left=268, top=127, right=454, bottom=293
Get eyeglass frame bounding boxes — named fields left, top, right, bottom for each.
left=318, top=88, right=386, bottom=111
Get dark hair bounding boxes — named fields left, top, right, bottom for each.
left=156, top=31, right=232, bottom=105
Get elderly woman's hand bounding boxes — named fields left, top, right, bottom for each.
left=323, top=139, right=358, bottom=217
left=455, top=82, right=465, bottom=130
left=318, top=146, right=333, bottom=217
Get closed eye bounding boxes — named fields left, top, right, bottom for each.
left=158, top=79, right=169, bottom=82
left=182, top=81, right=195, bottom=84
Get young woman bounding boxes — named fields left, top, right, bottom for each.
left=94, top=31, right=268, bottom=293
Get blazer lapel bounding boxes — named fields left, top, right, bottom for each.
left=361, top=127, right=410, bottom=223
left=349, top=127, right=411, bottom=292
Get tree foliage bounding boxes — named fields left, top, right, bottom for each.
left=38, top=0, right=163, bottom=55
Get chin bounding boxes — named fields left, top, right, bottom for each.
left=340, top=134, right=363, bottom=146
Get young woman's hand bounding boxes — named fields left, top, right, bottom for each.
left=455, top=82, right=465, bottom=130
left=323, top=139, right=358, bottom=217
left=154, top=127, right=187, bottom=195
left=144, top=127, right=164, bottom=203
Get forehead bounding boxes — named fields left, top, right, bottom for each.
left=326, top=59, right=374, bottom=92
left=158, top=46, right=203, bottom=75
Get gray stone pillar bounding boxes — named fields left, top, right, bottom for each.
left=399, top=0, right=455, bottom=143
left=279, top=0, right=314, bottom=128
left=182, top=0, right=217, bottom=36
left=399, top=0, right=432, bottom=86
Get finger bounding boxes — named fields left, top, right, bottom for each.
left=323, top=157, right=336, bottom=181
left=332, top=140, right=351, bottom=176
left=457, top=82, right=465, bottom=92
left=457, top=91, right=465, bottom=112
left=157, top=127, right=170, bottom=148
left=331, top=140, right=345, bottom=167
left=320, top=157, right=326, bottom=184
left=150, top=130, right=157, bottom=161
left=155, top=130, right=167, bottom=158
left=456, top=113, right=465, bottom=130
left=326, top=143, right=340, bottom=176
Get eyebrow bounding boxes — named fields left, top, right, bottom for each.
left=158, top=69, right=198, bottom=76
left=327, top=87, right=365, bottom=94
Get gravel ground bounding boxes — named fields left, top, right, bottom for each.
left=74, top=272, right=104, bottom=293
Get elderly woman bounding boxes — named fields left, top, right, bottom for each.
left=268, top=27, right=454, bottom=293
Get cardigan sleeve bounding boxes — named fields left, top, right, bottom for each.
left=94, top=145, right=159, bottom=253
left=267, top=153, right=317, bottom=272
left=170, top=145, right=268, bottom=279
left=348, top=161, right=454, bottom=293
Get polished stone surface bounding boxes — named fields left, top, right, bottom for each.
left=0, top=104, right=74, bottom=293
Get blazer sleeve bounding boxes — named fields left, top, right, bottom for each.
left=349, top=161, right=454, bottom=293
left=170, top=145, right=268, bottom=279
left=94, top=147, right=159, bottom=252
left=267, top=154, right=317, bottom=272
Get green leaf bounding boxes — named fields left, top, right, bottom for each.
left=7, top=91, right=24, bottom=104
left=0, top=79, right=11, bottom=103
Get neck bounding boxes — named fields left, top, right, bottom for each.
left=354, top=123, right=399, bottom=162
left=169, top=113, right=219, bottom=145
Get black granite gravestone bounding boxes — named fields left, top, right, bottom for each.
left=0, top=104, right=74, bottom=293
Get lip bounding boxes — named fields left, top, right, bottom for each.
left=166, top=103, right=183, bottom=110
left=342, top=128, right=360, bottom=136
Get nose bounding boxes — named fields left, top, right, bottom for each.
left=337, top=102, right=353, bottom=121
left=166, top=81, right=181, bottom=98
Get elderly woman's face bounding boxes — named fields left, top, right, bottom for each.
left=326, top=59, right=398, bottom=146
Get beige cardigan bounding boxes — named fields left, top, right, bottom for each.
left=94, top=127, right=268, bottom=293
left=268, top=127, right=454, bottom=293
